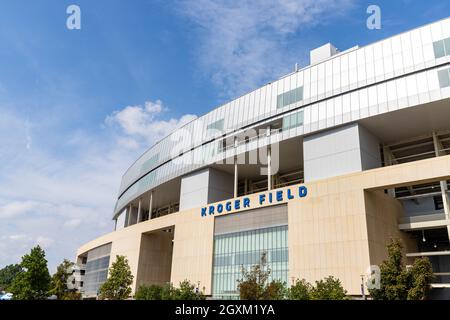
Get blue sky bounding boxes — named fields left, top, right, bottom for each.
left=0, top=0, right=449, bottom=272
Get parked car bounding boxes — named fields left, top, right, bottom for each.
left=0, top=293, right=13, bottom=300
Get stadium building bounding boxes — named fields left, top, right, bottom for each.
left=77, top=17, right=450, bottom=299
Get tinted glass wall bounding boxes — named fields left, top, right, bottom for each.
left=212, top=225, right=288, bottom=299
left=82, top=243, right=111, bottom=297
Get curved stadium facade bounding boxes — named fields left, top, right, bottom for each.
left=78, top=17, right=450, bottom=299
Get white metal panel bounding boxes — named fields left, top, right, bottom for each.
left=310, top=65, right=318, bottom=100
left=340, top=54, right=349, bottom=89
left=430, top=20, right=443, bottom=41
left=258, top=86, right=266, bottom=120
left=326, top=99, right=334, bottom=127
left=266, top=83, right=274, bottom=115
left=303, top=68, right=311, bottom=102
left=442, top=18, right=450, bottom=38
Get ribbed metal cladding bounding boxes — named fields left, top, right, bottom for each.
left=86, top=242, right=112, bottom=260
left=214, top=204, right=288, bottom=235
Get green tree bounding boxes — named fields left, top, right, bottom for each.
left=9, top=246, right=51, bottom=300
left=98, top=255, right=133, bottom=300
left=368, top=239, right=434, bottom=300
left=135, top=281, right=205, bottom=300
left=135, top=284, right=163, bottom=300
left=310, top=276, right=347, bottom=300
left=288, top=279, right=312, bottom=300
left=263, top=280, right=287, bottom=300
left=172, top=280, right=205, bottom=300
left=237, top=252, right=286, bottom=300
left=0, top=264, right=23, bottom=291
left=49, top=259, right=81, bottom=300
left=161, top=283, right=176, bottom=300
left=407, top=257, right=434, bottom=300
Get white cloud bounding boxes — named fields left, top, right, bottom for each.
left=63, top=218, right=82, bottom=228
left=0, top=100, right=196, bottom=272
left=0, top=201, right=46, bottom=219
left=177, top=0, right=354, bottom=97
left=106, top=100, right=197, bottom=146
left=8, top=234, right=28, bottom=241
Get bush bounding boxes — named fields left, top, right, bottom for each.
left=135, top=284, right=163, bottom=300
left=172, top=280, right=205, bottom=300
left=135, top=281, right=204, bottom=300
left=263, top=280, right=287, bottom=300
left=288, top=279, right=312, bottom=300
left=310, top=276, right=347, bottom=300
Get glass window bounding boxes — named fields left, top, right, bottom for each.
left=207, top=119, right=224, bottom=132
left=433, top=40, right=446, bottom=58
left=282, top=110, right=304, bottom=131
left=438, top=69, right=450, bottom=88
left=276, top=87, right=304, bottom=108
left=212, top=225, right=288, bottom=299
left=445, top=38, right=450, bottom=55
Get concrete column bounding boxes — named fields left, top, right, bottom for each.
left=383, top=145, right=396, bottom=197
left=127, top=205, right=132, bottom=227
left=267, top=146, right=272, bottom=191
left=149, top=191, right=153, bottom=220
left=137, top=198, right=142, bottom=223
left=234, top=157, right=238, bottom=198
left=114, top=219, right=117, bottom=231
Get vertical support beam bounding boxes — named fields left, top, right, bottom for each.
left=383, top=145, right=395, bottom=197
left=233, top=136, right=238, bottom=198
left=432, top=131, right=442, bottom=157
left=149, top=191, right=153, bottom=220
left=114, top=218, right=117, bottom=231
left=234, top=157, right=238, bottom=198
left=267, top=126, right=272, bottom=191
left=432, top=131, right=450, bottom=240
left=382, top=145, right=392, bottom=166
left=267, top=146, right=272, bottom=191
left=137, top=198, right=142, bottom=223
left=127, top=204, right=132, bottom=227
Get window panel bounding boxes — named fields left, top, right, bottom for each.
left=438, top=69, right=450, bottom=88
left=433, top=40, right=446, bottom=58
left=276, top=86, right=304, bottom=108
left=445, top=38, right=450, bottom=55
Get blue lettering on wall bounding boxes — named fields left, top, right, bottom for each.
left=234, top=199, right=240, bottom=210
left=259, top=194, right=265, bottom=205
left=287, top=188, right=294, bottom=199
left=276, top=190, right=283, bottom=202
left=201, top=186, right=309, bottom=217
left=299, top=186, right=308, bottom=197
